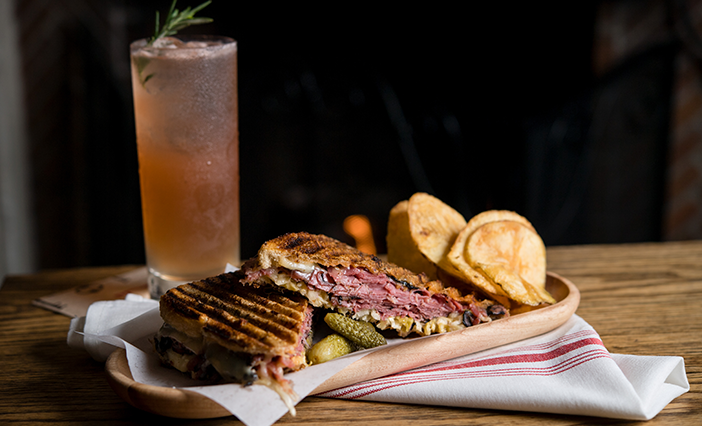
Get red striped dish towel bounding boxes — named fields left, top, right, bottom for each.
left=314, top=315, right=688, bottom=420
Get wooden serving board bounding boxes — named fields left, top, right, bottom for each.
left=105, top=272, right=580, bottom=419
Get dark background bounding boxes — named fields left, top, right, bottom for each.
left=12, top=0, right=690, bottom=269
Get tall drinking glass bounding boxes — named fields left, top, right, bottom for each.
left=130, top=36, right=239, bottom=299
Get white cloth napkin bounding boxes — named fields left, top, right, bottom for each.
left=67, top=299, right=689, bottom=425
left=315, top=314, right=689, bottom=421
left=67, top=294, right=158, bottom=361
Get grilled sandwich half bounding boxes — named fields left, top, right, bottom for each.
left=241, top=232, right=508, bottom=337
left=154, top=272, right=314, bottom=413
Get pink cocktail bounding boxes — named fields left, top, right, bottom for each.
left=130, top=36, right=239, bottom=298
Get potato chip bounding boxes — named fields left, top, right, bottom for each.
left=446, top=215, right=510, bottom=298
left=447, top=210, right=534, bottom=278
left=448, top=209, right=553, bottom=305
left=407, top=193, right=466, bottom=273
left=466, top=220, right=555, bottom=305
left=436, top=268, right=512, bottom=308
left=388, top=195, right=553, bottom=306
left=463, top=210, right=536, bottom=235
left=386, top=200, right=438, bottom=280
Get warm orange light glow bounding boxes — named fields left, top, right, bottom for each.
left=343, top=214, right=377, bottom=255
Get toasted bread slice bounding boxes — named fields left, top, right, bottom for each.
left=160, top=272, right=312, bottom=362
left=253, top=231, right=439, bottom=290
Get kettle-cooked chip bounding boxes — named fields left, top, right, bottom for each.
left=387, top=195, right=554, bottom=307
left=436, top=267, right=512, bottom=308
left=446, top=210, right=528, bottom=297
left=447, top=215, right=508, bottom=298
left=447, top=210, right=535, bottom=284
left=467, top=220, right=554, bottom=306
left=446, top=236, right=508, bottom=298
left=464, top=210, right=536, bottom=235
left=387, top=200, right=439, bottom=280
left=407, top=193, right=466, bottom=274
left=448, top=210, right=554, bottom=306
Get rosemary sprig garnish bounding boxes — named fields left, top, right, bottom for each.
left=148, top=0, right=213, bottom=46
left=135, top=1, right=213, bottom=87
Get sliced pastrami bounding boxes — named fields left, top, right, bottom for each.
left=251, top=265, right=471, bottom=322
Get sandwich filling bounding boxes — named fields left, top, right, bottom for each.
left=243, top=262, right=502, bottom=337
left=154, top=323, right=255, bottom=382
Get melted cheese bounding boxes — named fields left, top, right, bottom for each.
left=275, top=257, right=316, bottom=274
left=375, top=311, right=465, bottom=337
left=158, top=324, right=205, bottom=354
left=256, top=375, right=298, bottom=416
left=163, top=348, right=195, bottom=373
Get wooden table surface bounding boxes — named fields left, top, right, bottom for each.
left=1, top=240, right=700, bottom=425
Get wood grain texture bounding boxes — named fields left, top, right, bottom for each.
left=1, top=242, right=700, bottom=425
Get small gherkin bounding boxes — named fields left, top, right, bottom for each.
left=307, top=334, right=356, bottom=365
left=324, top=313, right=387, bottom=349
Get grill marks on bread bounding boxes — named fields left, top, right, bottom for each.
left=160, top=273, right=310, bottom=356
